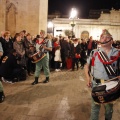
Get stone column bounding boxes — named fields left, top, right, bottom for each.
left=0, top=0, right=6, bottom=32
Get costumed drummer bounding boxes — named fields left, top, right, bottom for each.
left=31, top=32, right=52, bottom=85
left=84, top=29, right=120, bottom=120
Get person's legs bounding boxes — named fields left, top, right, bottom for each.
left=104, top=103, right=113, bottom=120
left=75, top=58, right=79, bottom=70
left=87, top=49, right=92, bottom=57
left=0, top=81, right=5, bottom=103
left=31, top=60, right=42, bottom=85
left=27, top=58, right=32, bottom=75
left=42, top=56, right=50, bottom=83
left=90, top=98, right=101, bottom=120
left=31, top=62, right=35, bottom=73
left=57, top=62, right=61, bottom=69
left=34, top=61, right=42, bottom=77
left=54, top=61, right=58, bottom=70
left=61, top=53, right=65, bottom=69
left=72, top=58, right=75, bottom=70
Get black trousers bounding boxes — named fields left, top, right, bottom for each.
left=54, top=61, right=60, bottom=69
left=72, top=58, right=79, bottom=70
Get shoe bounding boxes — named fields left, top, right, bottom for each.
left=31, top=80, right=38, bottom=85
left=43, top=80, right=49, bottom=83
left=1, top=77, right=7, bottom=83
left=13, top=78, right=18, bottom=82
left=28, top=73, right=33, bottom=76
left=6, top=81, right=14, bottom=84
left=55, top=69, right=61, bottom=72
left=57, top=69, right=61, bottom=71
left=0, top=92, right=5, bottom=103
left=31, top=77, right=38, bottom=85
left=43, top=77, right=49, bottom=83
left=55, top=69, right=59, bottom=72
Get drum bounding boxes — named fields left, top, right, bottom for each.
left=31, top=52, right=46, bottom=63
left=92, top=80, right=120, bottom=103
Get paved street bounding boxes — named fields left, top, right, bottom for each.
left=0, top=69, right=120, bottom=120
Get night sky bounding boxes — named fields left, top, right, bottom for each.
left=48, top=0, right=120, bottom=18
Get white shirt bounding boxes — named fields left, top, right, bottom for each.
left=54, top=49, right=61, bottom=62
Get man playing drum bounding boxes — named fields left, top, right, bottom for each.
left=84, top=29, right=120, bottom=120
left=31, top=33, right=52, bottom=85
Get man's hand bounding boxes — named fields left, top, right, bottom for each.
left=87, top=79, right=92, bottom=88
left=84, top=63, right=92, bottom=88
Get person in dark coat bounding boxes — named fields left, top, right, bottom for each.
left=0, top=49, right=22, bottom=83
left=70, top=38, right=81, bottom=70
left=80, top=39, right=87, bottom=69
left=60, top=37, right=71, bottom=69
left=87, top=36, right=96, bottom=56
left=0, top=31, right=13, bottom=58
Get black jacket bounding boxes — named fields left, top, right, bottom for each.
left=0, top=53, right=20, bottom=78
left=60, top=39, right=71, bottom=57
left=70, top=43, right=81, bottom=58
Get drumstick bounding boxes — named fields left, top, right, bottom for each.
left=105, top=76, right=119, bottom=83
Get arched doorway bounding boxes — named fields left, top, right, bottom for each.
left=6, top=3, right=17, bottom=37
left=81, top=31, right=89, bottom=40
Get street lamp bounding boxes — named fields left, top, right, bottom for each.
left=47, top=21, right=54, bottom=35
left=69, top=8, right=77, bottom=38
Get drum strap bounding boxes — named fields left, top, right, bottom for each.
left=97, top=51, right=116, bottom=77
left=89, top=49, right=119, bottom=78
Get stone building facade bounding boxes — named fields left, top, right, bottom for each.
left=0, top=0, right=48, bottom=37
left=53, top=9, right=120, bottom=40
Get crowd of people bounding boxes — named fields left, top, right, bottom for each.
left=0, top=30, right=120, bottom=81
left=0, top=29, right=120, bottom=120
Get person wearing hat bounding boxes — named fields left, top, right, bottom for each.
left=70, top=38, right=81, bottom=70
left=84, top=29, right=120, bottom=120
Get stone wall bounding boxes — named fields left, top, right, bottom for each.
left=0, top=0, right=48, bottom=37
left=0, top=0, right=6, bottom=31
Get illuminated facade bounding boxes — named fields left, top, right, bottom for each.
left=53, top=9, right=120, bottom=40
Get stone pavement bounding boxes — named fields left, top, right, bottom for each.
left=0, top=69, right=120, bottom=120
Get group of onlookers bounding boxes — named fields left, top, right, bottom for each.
left=0, top=30, right=120, bottom=82
left=0, top=30, right=36, bottom=83
left=51, top=35, right=96, bottom=71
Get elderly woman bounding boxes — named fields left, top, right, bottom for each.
left=13, top=33, right=26, bottom=67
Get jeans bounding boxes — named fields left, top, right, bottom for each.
left=90, top=98, right=113, bottom=120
